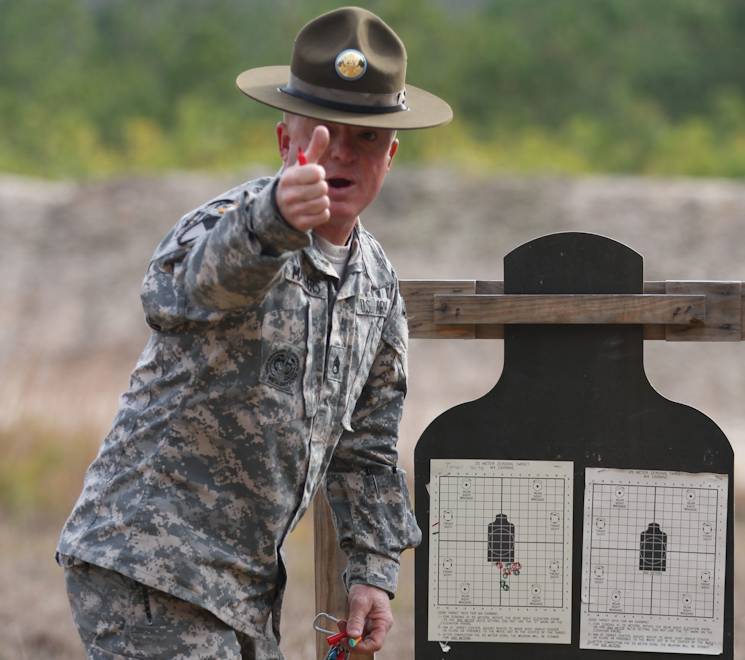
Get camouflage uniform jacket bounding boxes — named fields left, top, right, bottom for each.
left=56, top=176, right=422, bottom=639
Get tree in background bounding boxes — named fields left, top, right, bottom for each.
left=2, top=0, right=745, bottom=177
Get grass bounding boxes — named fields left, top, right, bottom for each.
left=0, top=419, right=100, bottom=519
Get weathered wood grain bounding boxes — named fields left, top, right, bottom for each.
left=399, top=280, right=476, bottom=339
left=433, top=293, right=705, bottom=325
left=400, top=280, right=744, bottom=340
left=665, top=281, right=742, bottom=341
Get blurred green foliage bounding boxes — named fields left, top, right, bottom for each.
left=0, top=419, right=100, bottom=516
left=2, top=0, right=745, bottom=178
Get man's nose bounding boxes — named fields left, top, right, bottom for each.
left=327, top=130, right=356, bottom=163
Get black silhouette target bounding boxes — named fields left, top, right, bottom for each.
left=414, top=233, right=734, bottom=658
left=639, top=523, right=667, bottom=572
left=487, top=514, right=515, bottom=564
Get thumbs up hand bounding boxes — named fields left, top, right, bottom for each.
left=302, top=124, right=331, bottom=164
left=276, top=125, right=331, bottom=232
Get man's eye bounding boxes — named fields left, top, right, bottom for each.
left=360, top=131, right=378, bottom=142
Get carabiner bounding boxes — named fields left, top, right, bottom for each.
left=313, top=612, right=342, bottom=635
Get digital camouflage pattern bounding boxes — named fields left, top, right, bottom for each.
left=62, top=557, right=279, bottom=659
left=57, top=176, right=421, bottom=645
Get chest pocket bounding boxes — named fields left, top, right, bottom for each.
left=260, top=262, right=329, bottom=420
left=258, top=277, right=312, bottom=417
left=340, top=293, right=390, bottom=431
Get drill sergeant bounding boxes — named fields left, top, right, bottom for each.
left=57, top=7, right=452, bottom=658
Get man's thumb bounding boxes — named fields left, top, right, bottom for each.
left=304, top=125, right=330, bottom=163
left=346, top=612, right=364, bottom=638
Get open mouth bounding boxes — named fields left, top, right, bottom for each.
left=327, top=178, right=353, bottom=189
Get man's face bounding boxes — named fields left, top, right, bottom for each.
left=277, top=115, right=398, bottom=226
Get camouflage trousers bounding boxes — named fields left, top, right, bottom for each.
left=61, top=557, right=284, bottom=660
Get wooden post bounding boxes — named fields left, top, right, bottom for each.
left=313, top=489, right=375, bottom=659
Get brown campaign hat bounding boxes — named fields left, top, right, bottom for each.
left=236, top=6, right=452, bottom=130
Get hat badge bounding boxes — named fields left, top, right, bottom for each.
left=335, top=49, right=367, bottom=81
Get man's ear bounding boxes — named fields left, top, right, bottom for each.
left=276, top=121, right=291, bottom=164
left=387, top=138, right=399, bottom=168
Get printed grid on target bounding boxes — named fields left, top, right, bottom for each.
left=436, top=475, right=566, bottom=608
left=588, top=483, right=718, bottom=618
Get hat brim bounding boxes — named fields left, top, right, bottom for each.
left=236, top=66, right=452, bottom=130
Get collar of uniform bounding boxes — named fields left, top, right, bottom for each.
left=355, top=222, right=392, bottom=290
left=302, top=222, right=367, bottom=278
left=303, top=234, right=339, bottom=280
left=345, top=225, right=365, bottom=276
left=303, top=222, right=390, bottom=293
left=337, top=222, right=390, bottom=300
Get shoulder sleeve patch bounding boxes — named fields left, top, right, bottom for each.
left=176, top=199, right=237, bottom=246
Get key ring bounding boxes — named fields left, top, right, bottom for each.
left=313, top=612, right=341, bottom=635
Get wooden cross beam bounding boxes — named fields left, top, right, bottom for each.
left=401, top=280, right=744, bottom=341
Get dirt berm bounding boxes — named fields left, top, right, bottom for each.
left=2, top=167, right=744, bottom=466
